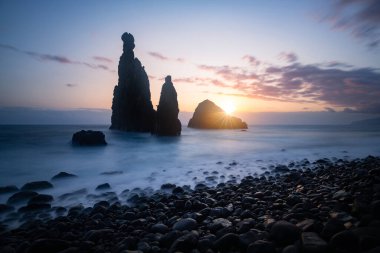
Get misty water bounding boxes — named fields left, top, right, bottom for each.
left=1, top=124, right=380, bottom=225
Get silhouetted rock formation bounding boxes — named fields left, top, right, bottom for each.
left=154, top=76, right=181, bottom=136
left=72, top=130, right=107, bottom=146
left=110, top=32, right=155, bottom=131
left=188, top=100, right=248, bottom=129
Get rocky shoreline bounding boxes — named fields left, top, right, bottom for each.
left=1, top=156, right=380, bottom=253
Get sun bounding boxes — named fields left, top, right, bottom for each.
left=221, top=101, right=236, bottom=115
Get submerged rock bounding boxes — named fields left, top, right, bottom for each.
left=110, top=32, right=155, bottom=131
left=21, top=181, right=53, bottom=191
left=154, top=75, right=181, bottom=136
left=72, top=130, right=107, bottom=146
left=0, top=185, right=19, bottom=195
left=51, top=172, right=77, bottom=180
left=188, top=99, right=247, bottom=129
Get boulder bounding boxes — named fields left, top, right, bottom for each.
left=270, top=220, right=301, bottom=246
left=51, top=172, right=77, bottom=180
left=21, top=181, right=53, bottom=191
left=0, top=185, right=19, bottom=195
left=172, top=218, right=198, bottom=231
left=72, top=130, right=106, bottom=146
left=7, top=191, right=38, bottom=204
left=110, top=32, right=155, bottom=132
left=188, top=99, right=248, bottom=129
left=154, top=75, right=181, bottom=136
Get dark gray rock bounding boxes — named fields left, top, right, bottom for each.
left=301, top=232, right=327, bottom=253
left=172, top=218, right=197, bottom=231
left=72, top=130, right=106, bottom=146
left=188, top=99, right=247, bottom=129
left=213, top=233, right=240, bottom=252
left=18, top=203, right=51, bottom=213
left=270, top=220, right=301, bottom=246
left=27, top=239, right=69, bottom=253
left=28, top=194, right=53, bottom=204
left=51, top=172, right=77, bottom=180
left=321, top=219, right=345, bottom=239
left=7, top=191, right=38, bottom=204
left=21, top=181, right=53, bottom=191
left=169, top=231, right=199, bottom=253
left=83, top=229, right=114, bottom=241
left=0, top=185, right=18, bottom=195
left=154, top=75, right=181, bottom=136
left=330, top=231, right=360, bottom=253
left=0, top=204, right=14, bottom=214
left=151, top=223, right=169, bottom=233
left=95, top=183, right=111, bottom=191
left=110, top=32, right=156, bottom=132
left=247, top=240, right=276, bottom=253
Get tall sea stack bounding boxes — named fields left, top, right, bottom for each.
left=155, top=76, right=181, bottom=136
left=110, top=32, right=155, bottom=132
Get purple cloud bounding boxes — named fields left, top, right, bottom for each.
left=93, top=56, right=113, bottom=63
left=148, top=52, right=169, bottom=61
left=0, top=43, right=112, bottom=71
left=278, top=52, right=298, bottom=63
left=196, top=56, right=380, bottom=112
left=323, top=0, right=380, bottom=48
left=242, top=55, right=260, bottom=66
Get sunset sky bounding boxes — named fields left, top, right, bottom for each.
left=0, top=0, right=379, bottom=118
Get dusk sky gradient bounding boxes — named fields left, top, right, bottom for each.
left=1, top=0, right=379, bottom=121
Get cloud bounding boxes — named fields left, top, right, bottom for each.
left=0, top=43, right=112, bottom=71
left=65, top=83, right=78, bottom=88
left=148, top=52, right=169, bottom=61
left=278, top=52, right=298, bottom=63
left=148, top=52, right=186, bottom=63
left=325, top=107, right=336, bottom=112
left=93, top=56, right=113, bottom=63
left=322, top=0, right=380, bottom=48
left=196, top=54, right=380, bottom=113
left=242, top=55, right=260, bottom=66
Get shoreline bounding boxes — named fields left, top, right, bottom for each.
left=1, top=156, right=380, bottom=252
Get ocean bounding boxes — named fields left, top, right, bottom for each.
left=0, top=124, right=379, bottom=214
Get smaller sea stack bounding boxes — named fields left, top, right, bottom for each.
left=154, top=76, right=181, bottom=136
left=188, top=99, right=247, bottom=129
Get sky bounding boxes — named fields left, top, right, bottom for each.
left=0, top=0, right=380, bottom=124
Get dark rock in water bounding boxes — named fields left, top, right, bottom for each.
left=100, top=170, right=123, bottom=175
left=188, top=99, right=248, bottom=129
left=28, top=239, right=69, bottom=253
left=0, top=185, right=19, bottom=195
left=21, top=181, right=53, bottom=191
left=154, top=75, right=181, bottom=136
left=110, top=32, right=156, bottom=132
left=270, top=220, right=301, bottom=246
left=161, top=183, right=176, bottom=190
left=28, top=194, right=54, bottom=205
left=7, top=191, right=38, bottom=204
left=58, top=188, right=87, bottom=201
left=18, top=203, right=51, bottom=213
left=172, top=218, right=198, bottom=231
left=51, top=172, right=77, bottom=180
left=0, top=204, right=14, bottom=214
left=95, top=183, right=111, bottom=191
left=72, top=130, right=106, bottom=146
